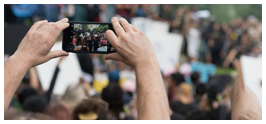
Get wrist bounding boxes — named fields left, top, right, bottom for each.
left=134, top=53, right=159, bottom=71
left=10, top=54, right=32, bottom=70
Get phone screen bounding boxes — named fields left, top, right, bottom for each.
left=62, top=22, right=116, bottom=54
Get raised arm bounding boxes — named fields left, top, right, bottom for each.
left=4, top=18, right=70, bottom=111
left=104, top=17, right=169, bottom=120
left=230, top=60, right=262, bottom=119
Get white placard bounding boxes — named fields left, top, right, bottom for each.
left=240, top=55, right=262, bottom=106
left=131, top=17, right=169, bottom=34
left=36, top=42, right=82, bottom=95
left=146, top=32, right=183, bottom=73
left=131, top=17, right=183, bottom=73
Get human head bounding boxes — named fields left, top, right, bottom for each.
left=100, top=40, right=107, bottom=46
left=168, top=72, right=185, bottom=89
left=190, top=71, right=200, bottom=85
left=43, top=100, right=72, bottom=120
left=73, top=97, right=108, bottom=120
left=213, top=23, right=220, bottom=31
left=177, top=83, right=192, bottom=97
left=92, top=36, right=95, bottom=40
left=62, top=84, right=87, bottom=110
left=18, top=87, right=37, bottom=105
left=207, top=76, right=227, bottom=101
left=195, top=83, right=206, bottom=96
left=102, top=83, right=123, bottom=119
left=22, top=95, right=48, bottom=113
left=108, top=69, right=120, bottom=82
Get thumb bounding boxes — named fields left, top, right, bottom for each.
left=104, top=52, right=122, bottom=61
left=48, top=50, right=69, bottom=59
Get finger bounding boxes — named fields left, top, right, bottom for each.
left=104, top=52, right=122, bottom=61
left=111, top=17, right=125, bottom=37
left=49, top=22, right=69, bottom=41
left=119, top=18, right=133, bottom=32
left=132, top=25, right=142, bottom=32
left=105, top=30, right=118, bottom=46
left=48, top=50, right=69, bottom=59
left=58, top=18, right=69, bottom=23
left=29, top=20, right=48, bottom=32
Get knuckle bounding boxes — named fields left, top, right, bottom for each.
left=54, top=25, right=61, bottom=30
left=39, top=32, right=45, bottom=38
left=33, top=31, right=38, bottom=35
left=33, top=21, right=40, bottom=26
left=138, top=31, right=144, bottom=36
left=26, top=31, right=32, bottom=36
left=121, top=35, right=128, bottom=40
left=115, top=42, right=122, bottom=49
left=45, top=36, right=52, bottom=42
left=130, top=32, right=135, bottom=37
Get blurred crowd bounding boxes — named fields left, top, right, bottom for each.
left=4, top=4, right=262, bottom=120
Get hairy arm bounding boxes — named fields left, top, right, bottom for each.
left=135, top=55, right=169, bottom=119
left=4, top=19, right=69, bottom=111
left=230, top=60, right=262, bottom=120
left=223, top=48, right=237, bottom=68
left=4, top=55, right=31, bottom=111
left=104, top=17, right=169, bottom=120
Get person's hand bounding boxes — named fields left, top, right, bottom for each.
left=104, top=17, right=157, bottom=69
left=13, top=18, right=69, bottom=68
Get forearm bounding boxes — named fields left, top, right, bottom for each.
left=135, top=55, right=170, bottom=120
left=230, top=60, right=262, bottom=120
left=223, top=49, right=237, bottom=67
left=4, top=55, right=31, bottom=111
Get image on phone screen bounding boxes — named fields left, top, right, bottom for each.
left=63, top=22, right=116, bottom=53
left=72, top=23, right=115, bottom=52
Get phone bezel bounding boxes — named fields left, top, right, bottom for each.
left=62, top=21, right=116, bottom=54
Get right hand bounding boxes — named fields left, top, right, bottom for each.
left=104, top=17, right=157, bottom=69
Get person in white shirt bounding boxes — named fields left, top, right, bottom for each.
left=97, top=40, right=108, bottom=52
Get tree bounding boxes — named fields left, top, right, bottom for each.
left=169, top=4, right=262, bottom=23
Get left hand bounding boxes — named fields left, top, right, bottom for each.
left=13, top=18, right=70, bottom=68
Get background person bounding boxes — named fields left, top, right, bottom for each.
left=72, top=35, right=77, bottom=47
left=93, top=36, right=100, bottom=51
left=97, top=40, right=108, bottom=51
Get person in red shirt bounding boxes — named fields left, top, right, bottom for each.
left=72, top=35, right=77, bottom=46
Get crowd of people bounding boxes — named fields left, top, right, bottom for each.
left=5, top=4, right=262, bottom=65
left=4, top=4, right=262, bottom=120
left=72, top=29, right=108, bottom=52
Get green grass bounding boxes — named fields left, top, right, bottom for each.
left=215, top=67, right=236, bottom=75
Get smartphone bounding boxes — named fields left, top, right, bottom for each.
left=62, top=21, right=116, bottom=54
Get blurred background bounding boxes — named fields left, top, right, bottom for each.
left=4, top=4, right=262, bottom=120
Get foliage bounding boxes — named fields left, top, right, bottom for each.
left=169, top=4, right=262, bottom=23
left=92, top=25, right=109, bottom=33
left=215, top=67, right=236, bottom=75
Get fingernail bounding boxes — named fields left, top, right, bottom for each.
left=63, top=18, right=69, bottom=21
left=111, top=17, right=117, bottom=21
